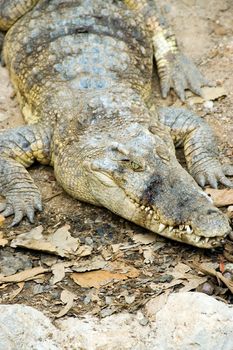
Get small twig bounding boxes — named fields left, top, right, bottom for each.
left=192, top=262, right=233, bottom=294
left=44, top=192, right=63, bottom=202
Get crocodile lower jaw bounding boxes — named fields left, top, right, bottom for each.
left=129, top=198, right=228, bottom=248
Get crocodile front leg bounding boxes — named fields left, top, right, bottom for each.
left=0, top=0, right=39, bottom=30
left=0, top=124, right=51, bottom=226
left=158, top=107, right=233, bottom=188
left=124, top=0, right=208, bottom=100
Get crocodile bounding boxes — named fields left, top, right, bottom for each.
left=0, top=0, right=232, bottom=248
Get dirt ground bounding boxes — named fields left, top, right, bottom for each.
left=0, top=0, right=233, bottom=319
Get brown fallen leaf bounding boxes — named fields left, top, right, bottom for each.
left=51, top=262, right=68, bottom=285
left=160, top=262, right=206, bottom=292
left=205, top=188, right=233, bottom=207
left=179, top=276, right=207, bottom=293
left=71, top=270, right=129, bottom=288
left=132, top=233, right=156, bottom=245
left=192, top=262, right=233, bottom=294
left=71, top=261, right=140, bottom=288
left=9, top=282, right=25, bottom=301
left=10, top=225, right=80, bottom=258
left=0, top=231, right=8, bottom=247
left=56, top=289, right=76, bottom=318
left=72, top=256, right=107, bottom=273
left=142, top=247, right=154, bottom=264
left=187, top=86, right=227, bottom=104
left=76, top=245, right=92, bottom=257
left=0, top=266, right=49, bottom=283
left=106, top=261, right=140, bottom=278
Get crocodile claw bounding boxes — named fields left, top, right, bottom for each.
left=160, top=54, right=209, bottom=101
left=194, top=162, right=233, bottom=189
left=0, top=190, right=42, bottom=227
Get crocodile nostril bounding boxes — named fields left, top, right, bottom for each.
left=207, top=209, right=219, bottom=215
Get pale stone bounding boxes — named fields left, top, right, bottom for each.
left=0, top=293, right=233, bottom=350
left=0, top=305, right=59, bottom=350
left=145, top=292, right=233, bottom=350
left=56, top=312, right=154, bottom=350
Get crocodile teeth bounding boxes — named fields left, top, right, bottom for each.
left=179, top=225, right=184, bottom=230
left=169, top=226, right=173, bottom=232
left=158, top=223, right=166, bottom=233
left=145, top=207, right=150, bottom=212
left=194, top=236, right=201, bottom=243
left=185, top=225, right=193, bottom=234
left=140, top=205, right=145, bottom=210
left=204, top=237, right=209, bottom=243
left=149, top=210, right=153, bottom=215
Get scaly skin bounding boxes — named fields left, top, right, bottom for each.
left=0, top=0, right=232, bottom=248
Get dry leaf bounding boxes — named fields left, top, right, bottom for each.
left=169, top=262, right=191, bottom=279
left=71, top=270, right=129, bottom=288
left=205, top=188, right=233, bottom=207
left=9, top=282, right=25, bottom=301
left=76, top=245, right=92, bottom=257
left=179, top=276, right=207, bottom=292
left=142, top=247, right=154, bottom=264
left=132, top=233, right=156, bottom=245
left=72, top=256, right=106, bottom=273
left=0, top=231, right=8, bottom=247
left=71, top=261, right=140, bottom=288
left=10, top=225, right=80, bottom=258
left=202, top=86, right=227, bottom=100
left=56, top=289, right=76, bottom=318
left=192, top=262, right=233, bottom=294
left=187, top=86, right=227, bottom=104
left=0, top=266, right=48, bottom=283
left=106, top=261, right=140, bottom=278
left=51, top=263, right=66, bottom=285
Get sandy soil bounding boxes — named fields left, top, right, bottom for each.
left=0, top=0, right=232, bottom=317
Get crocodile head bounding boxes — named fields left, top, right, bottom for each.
left=82, top=122, right=231, bottom=248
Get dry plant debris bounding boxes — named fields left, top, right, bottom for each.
left=186, top=86, right=227, bottom=104
left=10, top=225, right=80, bottom=257
left=56, top=289, right=76, bottom=318
left=0, top=232, right=8, bottom=247
left=0, top=266, right=49, bottom=283
left=205, top=188, right=233, bottom=207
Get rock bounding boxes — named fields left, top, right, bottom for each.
left=57, top=313, right=152, bottom=349
left=0, top=304, right=59, bottom=350
left=203, top=100, right=214, bottom=111
left=145, top=292, right=233, bottom=350
left=0, top=293, right=233, bottom=349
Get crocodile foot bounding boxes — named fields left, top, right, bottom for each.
left=193, top=162, right=233, bottom=189
left=158, top=53, right=210, bottom=101
left=0, top=187, right=42, bottom=227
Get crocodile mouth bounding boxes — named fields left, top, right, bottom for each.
left=89, top=169, right=230, bottom=248
left=128, top=197, right=229, bottom=248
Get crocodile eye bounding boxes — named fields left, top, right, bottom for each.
left=121, top=159, right=144, bottom=171
left=130, top=161, right=143, bottom=171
